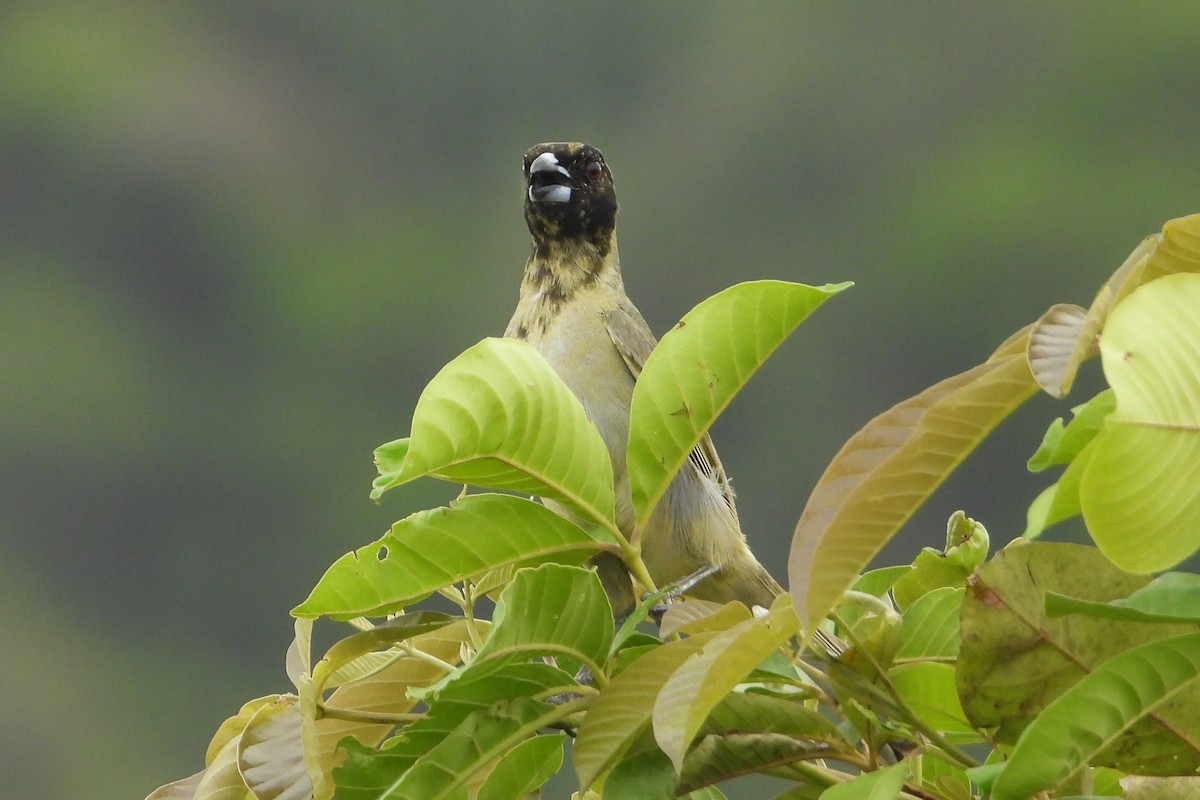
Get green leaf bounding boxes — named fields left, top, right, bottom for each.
left=1119, top=572, right=1200, bottom=619
left=604, top=748, right=677, bottom=799
left=851, top=566, right=912, bottom=598
left=957, top=542, right=1198, bottom=747
left=888, top=662, right=974, bottom=735
left=313, top=620, right=480, bottom=795
left=574, top=632, right=718, bottom=792
left=653, top=604, right=799, bottom=770
left=471, top=563, right=613, bottom=678
left=964, top=762, right=1004, bottom=795
left=680, top=733, right=836, bottom=795
left=308, top=613, right=456, bottom=693
left=832, top=591, right=903, bottom=677
left=1082, top=273, right=1200, bottom=572
left=475, top=733, right=565, bottom=800
left=770, top=783, right=826, bottom=800
left=1027, top=390, right=1115, bottom=472
left=895, top=587, right=962, bottom=661
left=334, top=738, right=411, bottom=800
left=606, top=752, right=730, bottom=800
left=333, top=663, right=573, bottom=799
left=699, top=691, right=847, bottom=744
left=627, top=280, right=851, bottom=525
left=293, top=494, right=603, bottom=619
left=907, top=751, right=972, bottom=800
left=891, top=549, right=969, bottom=611
left=374, top=337, right=616, bottom=528
left=678, top=693, right=850, bottom=791
left=818, top=761, right=909, bottom=800
left=1047, top=572, right=1200, bottom=624
left=401, top=662, right=574, bottom=760
left=385, top=696, right=555, bottom=799
left=791, top=327, right=1038, bottom=634
left=1021, top=440, right=1094, bottom=539
left=992, top=633, right=1200, bottom=800
left=372, top=437, right=411, bottom=496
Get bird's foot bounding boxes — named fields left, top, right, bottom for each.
left=648, top=563, right=722, bottom=624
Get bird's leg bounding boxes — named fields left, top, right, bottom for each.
left=649, top=563, right=722, bottom=624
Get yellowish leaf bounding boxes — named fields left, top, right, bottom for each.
left=789, top=328, right=1038, bottom=634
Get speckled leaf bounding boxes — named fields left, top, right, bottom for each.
left=958, top=542, right=1198, bottom=749
left=1122, top=776, right=1200, bottom=799
left=699, top=690, right=846, bottom=745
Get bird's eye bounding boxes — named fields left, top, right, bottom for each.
left=584, top=160, right=603, bottom=181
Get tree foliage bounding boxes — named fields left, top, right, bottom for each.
left=150, top=215, right=1200, bottom=800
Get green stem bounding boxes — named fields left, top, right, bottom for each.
left=626, top=551, right=659, bottom=596
left=399, top=642, right=457, bottom=674
left=460, top=582, right=485, bottom=650
left=318, top=705, right=422, bottom=725
left=786, top=761, right=846, bottom=788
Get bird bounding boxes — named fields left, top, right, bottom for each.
left=504, top=141, right=781, bottom=616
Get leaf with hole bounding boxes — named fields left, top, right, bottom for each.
left=293, top=494, right=604, bottom=619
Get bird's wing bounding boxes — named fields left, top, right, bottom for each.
left=604, top=304, right=739, bottom=514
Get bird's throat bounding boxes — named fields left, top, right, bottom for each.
left=510, top=237, right=621, bottom=338
left=523, top=237, right=616, bottom=300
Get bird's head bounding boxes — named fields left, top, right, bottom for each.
left=523, top=142, right=617, bottom=253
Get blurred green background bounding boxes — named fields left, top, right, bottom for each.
left=3, top=3, right=1198, bottom=797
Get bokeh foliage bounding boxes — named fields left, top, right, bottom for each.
left=4, top=3, right=1200, bottom=798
